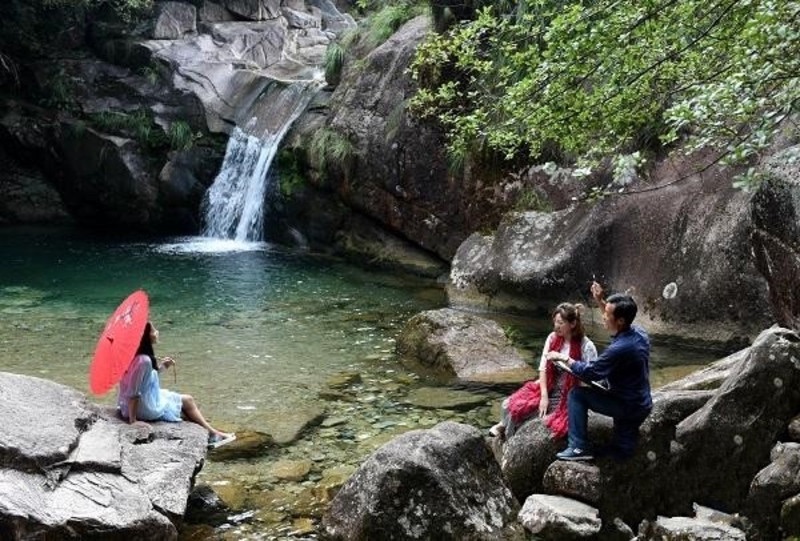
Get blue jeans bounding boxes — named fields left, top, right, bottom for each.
left=567, top=386, right=650, bottom=456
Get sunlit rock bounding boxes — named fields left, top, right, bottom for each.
left=396, top=308, right=533, bottom=382
left=518, top=494, right=601, bottom=539
left=0, top=372, right=207, bottom=540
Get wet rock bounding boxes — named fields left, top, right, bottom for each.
left=185, top=485, right=229, bottom=524
left=326, top=371, right=362, bottom=389
left=318, top=389, right=355, bottom=402
left=316, top=465, right=356, bottom=502
left=788, top=415, right=800, bottom=443
left=403, top=387, right=488, bottom=411
left=291, top=517, right=316, bottom=536
left=781, top=494, right=800, bottom=536
left=269, top=459, right=312, bottom=482
left=396, top=308, right=534, bottom=382
left=262, top=406, right=326, bottom=445
left=321, top=416, right=348, bottom=428
left=0, top=147, right=70, bottom=225
left=207, top=430, right=275, bottom=461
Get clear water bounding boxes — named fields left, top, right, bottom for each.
left=0, top=226, right=726, bottom=539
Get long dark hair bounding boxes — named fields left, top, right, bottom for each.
left=136, top=322, right=158, bottom=370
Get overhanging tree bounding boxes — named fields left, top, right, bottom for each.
left=409, top=0, right=800, bottom=184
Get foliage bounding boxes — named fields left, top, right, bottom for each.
left=89, top=109, right=168, bottom=148
left=40, top=68, right=77, bottom=111
left=409, top=0, right=800, bottom=176
left=324, top=42, right=346, bottom=85
left=348, top=1, right=427, bottom=52
left=514, top=188, right=551, bottom=212
left=321, top=0, right=425, bottom=87
left=365, top=3, right=414, bottom=48
left=277, top=150, right=306, bottom=197
left=167, top=120, right=195, bottom=151
left=310, top=128, right=355, bottom=172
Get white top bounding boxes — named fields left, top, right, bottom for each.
left=538, top=332, right=598, bottom=372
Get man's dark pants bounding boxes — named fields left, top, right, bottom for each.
left=566, top=386, right=651, bottom=458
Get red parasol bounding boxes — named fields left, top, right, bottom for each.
left=89, top=290, right=150, bottom=395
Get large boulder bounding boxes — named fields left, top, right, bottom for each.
left=446, top=147, right=800, bottom=345
left=321, top=421, right=526, bottom=540
left=671, top=327, right=800, bottom=513
left=0, top=372, right=208, bottom=540
left=751, top=148, right=800, bottom=331
left=395, top=308, right=534, bottom=382
left=744, top=442, right=800, bottom=539
left=499, top=418, right=566, bottom=499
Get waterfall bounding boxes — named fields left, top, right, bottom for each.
left=201, top=81, right=319, bottom=242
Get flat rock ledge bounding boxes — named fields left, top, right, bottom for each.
left=0, top=372, right=208, bottom=540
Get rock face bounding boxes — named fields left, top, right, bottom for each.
left=285, top=15, right=517, bottom=264
left=322, top=421, right=526, bottom=540
left=447, top=148, right=792, bottom=345
left=0, top=0, right=352, bottom=233
left=0, top=372, right=208, bottom=540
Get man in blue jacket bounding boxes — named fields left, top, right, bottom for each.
left=549, top=281, right=652, bottom=461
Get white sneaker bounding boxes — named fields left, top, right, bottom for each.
left=208, top=432, right=236, bottom=449
left=488, top=423, right=506, bottom=438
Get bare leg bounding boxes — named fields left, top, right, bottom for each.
left=181, top=394, right=224, bottom=436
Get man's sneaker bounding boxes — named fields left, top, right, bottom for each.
left=488, top=423, right=506, bottom=439
left=208, top=432, right=236, bottom=450
left=556, top=447, right=594, bottom=461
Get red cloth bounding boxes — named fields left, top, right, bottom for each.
left=506, top=335, right=583, bottom=439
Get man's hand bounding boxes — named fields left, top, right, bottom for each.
left=591, top=280, right=608, bottom=312
left=591, top=281, right=604, bottom=302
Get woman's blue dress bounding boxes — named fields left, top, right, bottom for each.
left=117, top=354, right=183, bottom=422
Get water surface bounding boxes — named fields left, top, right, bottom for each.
left=0, top=226, right=727, bottom=539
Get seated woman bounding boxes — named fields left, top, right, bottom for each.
left=490, top=302, right=597, bottom=440
left=118, top=321, right=236, bottom=449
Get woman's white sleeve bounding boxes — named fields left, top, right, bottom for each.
left=539, top=333, right=554, bottom=371
left=582, top=338, right=598, bottom=363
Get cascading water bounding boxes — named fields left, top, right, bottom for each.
left=201, top=81, right=319, bottom=242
